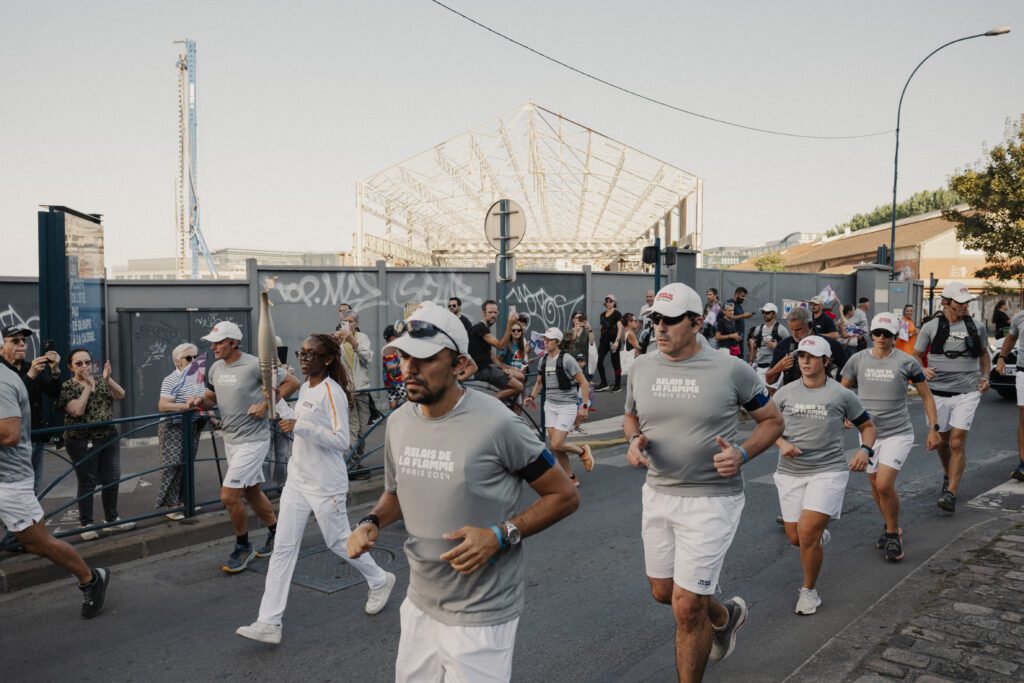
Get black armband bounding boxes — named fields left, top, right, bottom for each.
left=851, top=411, right=871, bottom=427
left=742, top=388, right=771, bottom=413
left=516, top=449, right=556, bottom=483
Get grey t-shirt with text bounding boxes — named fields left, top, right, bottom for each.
left=541, top=352, right=582, bottom=405
left=207, top=353, right=284, bottom=446
left=914, top=316, right=988, bottom=394
left=842, top=349, right=924, bottom=437
left=384, top=389, right=549, bottom=627
left=624, top=347, right=768, bottom=498
left=0, top=364, right=33, bottom=484
left=773, top=378, right=867, bottom=476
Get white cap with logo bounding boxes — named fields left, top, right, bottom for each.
left=201, top=321, right=243, bottom=342
left=870, top=312, right=900, bottom=335
left=650, top=283, right=703, bottom=317
left=940, top=281, right=973, bottom=304
left=541, top=327, right=563, bottom=341
left=383, top=303, right=469, bottom=359
left=761, top=303, right=778, bottom=314
left=796, top=335, right=832, bottom=357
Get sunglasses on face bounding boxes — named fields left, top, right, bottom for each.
left=182, top=355, right=196, bottom=362
left=511, top=328, right=523, bottom=333
left=650, top=312, right=692, bottom=326
left=871, top=330, right=894, bottom=339
left=406, top=320, right=461, bottom=353
left=295, top=350, right=325, bottom=361
left=72, top=360, right=91, bottom=367
left=448, top=304, right=459, bottom=310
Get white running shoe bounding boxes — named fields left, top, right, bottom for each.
left=102, top=518, right=137, bottom=533
left=366, top=572, right=396, bottom=615
left=236, top=621, right=282, bottom=644
left=80, top=529, right=100, bottom=541
left=795, top=588, right=821, bottom=616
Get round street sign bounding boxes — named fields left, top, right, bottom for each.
left=484, top=199, right=527, bottom=253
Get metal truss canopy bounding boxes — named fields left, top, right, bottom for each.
left=356, top=103, right=703, bottom=268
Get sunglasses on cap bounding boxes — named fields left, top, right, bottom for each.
left=871, top=330, right=894, bottom=339
left=650, top=311, right=695, bottom=326
left=405, top=320, right=461, bottom=353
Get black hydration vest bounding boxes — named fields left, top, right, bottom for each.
left=929, top=315, right=981, bottom=358
left=542, top=352, right=573, bottom=390
left=755, top=322, right=782, bottom=347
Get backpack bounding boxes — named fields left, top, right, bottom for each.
left=541, top=352, right=573, bottom=391
left=754, top=322, right=782, bottom=347
left=929, top=315, right=981, bottom=358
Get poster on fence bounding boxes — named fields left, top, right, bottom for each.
left=782, top=299, right=809, bottom=316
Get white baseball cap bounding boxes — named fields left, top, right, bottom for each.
left=940, top=281, right=973, bottom=304
left=650, top=283, right=703, bottom=317
left=809, top=295, right=824, bottom=305
left=761, top=303, right=778, bottom=314
left=870, top=312, right=900, bottom=335
left=201, top=321, right=243, bottom=342
left=541, top=327, right=564, bottom=341
left=383, top=303, right=469, bottom=359
left=796, top=335, right=832, bottom=357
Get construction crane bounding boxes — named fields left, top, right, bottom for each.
left=175, top=39, right=218, bottom=279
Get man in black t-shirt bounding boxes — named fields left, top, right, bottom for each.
left=468, top=300, right=522, bottom=401
left=448, top=297, right=473, bottom=333
left=809, top=296, right=838, bottom=338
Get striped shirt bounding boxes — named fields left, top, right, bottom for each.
left=160, top=365, right=207, bottom=404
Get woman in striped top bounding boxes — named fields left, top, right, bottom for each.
left=156, top=343, right=207, bottom=520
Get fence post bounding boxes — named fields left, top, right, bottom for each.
left=182, top=410, right=195, bottom=518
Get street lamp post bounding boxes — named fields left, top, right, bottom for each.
left=888, top=26, right=1011, bottom=279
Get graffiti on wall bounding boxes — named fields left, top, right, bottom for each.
left=506, top=283, right=584, bottom=334
left=268, top=272, right=382, bottom=311
left=389, top=272, right=484, bottom=310
left=0, top=304, right=41, bottom=358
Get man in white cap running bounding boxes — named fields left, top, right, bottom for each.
left=525, top=327, right=594, bottom=485
left=624, top=283, right=784, bottom=681
left=912, top=282, right=990, bottom=513
left=773, top=335, right=876, bottom=615
left=747, top=303, right=789, bottom=387
left=995, top=307, right=1024, bottom=481
left=348, top=304, right=579, bottom=683
left=842, top=312, right=940, bottom=561
left=188, top=321, right=300, bottom=572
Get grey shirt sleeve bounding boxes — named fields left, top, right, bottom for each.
left=842, top=386, right=868, bottom=422
left=841, top=351, right=860, bottom=383
left=914, top=320, right=934, bottom=355
left=624, top=360, right=638, bottom=416
left=494, top=410, right=549, bottom=473
left=384, top=429, right=397, bottom=494
left=731, top=358, right=769, bottom=410
left=903, top=355, right=926, bottom=383
left=0, top=377, right=21, bottom=420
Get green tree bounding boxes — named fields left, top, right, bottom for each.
left=944, top=115, right=1024, bottom=286
left=754, top=252, right=786, bottom=272
left=827, top=187, right=961, bottom=237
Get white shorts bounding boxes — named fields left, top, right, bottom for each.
left=396, top=598, right=519, bottom=683
left=755, top=365, right=781, bottom=389
left=0, top=478, right=44, bottom=533
left=544, top=402, right=578, bottom=433
left=866, top=431, right=916, bottom=474
left=640, top=484, right=744, bottom=595
left=223, top=440, right=270, bottom=489
left=773, top=471, right=849, bottom=523
left=1017, top=372, right=1024, bottom=407
left=933, top=391, right=982, bottom=432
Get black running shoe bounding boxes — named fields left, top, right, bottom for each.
left=937, top=490, right=957, bottom=513
left=593, top=384, right=610, bottom=393
left=884, top=534, right=904, bottom=562
left=1012, top=465, right=1024, bottom=482
left=876, top=525, right=903, bottom=549
left=255, top=533, right=275, bottom=559
left=80, top=567, right=109, bottom=619
left=709, top=597, right=747, bottom=663
left=941, top=476, right=949, bottom=494
left=610, top=385, right=622, bottom=393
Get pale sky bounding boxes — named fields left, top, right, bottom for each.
left=2, top=1, right=1021, bottom=276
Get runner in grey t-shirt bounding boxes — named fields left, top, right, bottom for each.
left=525, top=328, right=593, bottom=485
left=0, top=364, right=33, bottom=484
left=842, top=312, right=941, bottom=562
left=771, top=335, right=876, bottom=616
left=911, top=282, right=991, bottom=514
left=348, top=304, right=577, bottom=682
left=996, top=309, right=1024, bottom=481
left=624, top=283, right=784, bottom=678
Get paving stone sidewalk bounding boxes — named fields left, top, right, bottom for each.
left=788, top=516, right=1024, bottom=682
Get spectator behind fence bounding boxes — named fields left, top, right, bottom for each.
left=715, top=302, right=743, bottom=357
left=993, top=300, right=1012, bottom=339
left=896, top=304, right=918, bottom=355
left=501, top=318, right=530, bottom=387
left=156, top=343, right=207, bottom=520
left=809, top=296, right=839, bottom=339
left=56, top=349, right=135, bottom=540
left=448, top=297, right=474, bottom=334
left=840, top=304, right=864, bottom=352
left=381, top=325, right=406, bottom=410
left=467, top=299, right=522, bottom=401
left=594, top=293, right=624, bottom=392
left=703, top=288, right=721, bottom=348
left=726, top=287, right=753, bottom=359
left=337, top=312, right=373, bottom=471
left=1, top=324, right=60, bottom=495
left=570, top=312, right=595, bottom=380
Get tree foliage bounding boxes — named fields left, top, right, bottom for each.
left=754, top=253, right=786, bottom=272
left=826, top=187, right=961, bottom=238
left=944, top=115, right=1024, bottom=284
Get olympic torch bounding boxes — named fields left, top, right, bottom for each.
left=258, top=289, right=279, bottom=420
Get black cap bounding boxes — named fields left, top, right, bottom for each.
left=1, top=324, right=33, bottom=339
left=382, top=324, right=398, bottom=341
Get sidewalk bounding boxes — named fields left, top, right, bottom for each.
left=787, top=515, right=1024, bottom=682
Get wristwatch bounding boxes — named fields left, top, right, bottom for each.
left=933, top=423, right=940, bottom=432
left=503, top=520, right=522, bottom=547
left=581, top=402, right=591, bottom=409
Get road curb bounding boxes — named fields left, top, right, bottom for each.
left=0, top=478, right=386, bottom=595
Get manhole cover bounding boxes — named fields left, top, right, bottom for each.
left=249, top=533, right=408, bottom=594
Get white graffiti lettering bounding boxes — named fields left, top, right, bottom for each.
left=390, top=272, right=483, bottom=309
left=270, top=272, right=382, bottom=311
left=506, top=283, right=583, bottom=333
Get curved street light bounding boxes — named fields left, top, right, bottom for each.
left=888, top=26, right=1012, bottom=278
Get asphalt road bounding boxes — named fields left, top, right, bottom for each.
left=1, top=390, right=1021, bottom=682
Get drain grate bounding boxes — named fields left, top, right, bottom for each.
left=249, top=532, right=408, bottom=594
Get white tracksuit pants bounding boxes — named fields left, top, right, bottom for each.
left=257, top=485, right=387, bottom=625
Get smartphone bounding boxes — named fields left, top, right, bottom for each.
left=42, top=339, right=55, bottom=354
left=509, top=306, right=517, bottom=319
left=339, top=321, right=350, bottom=333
